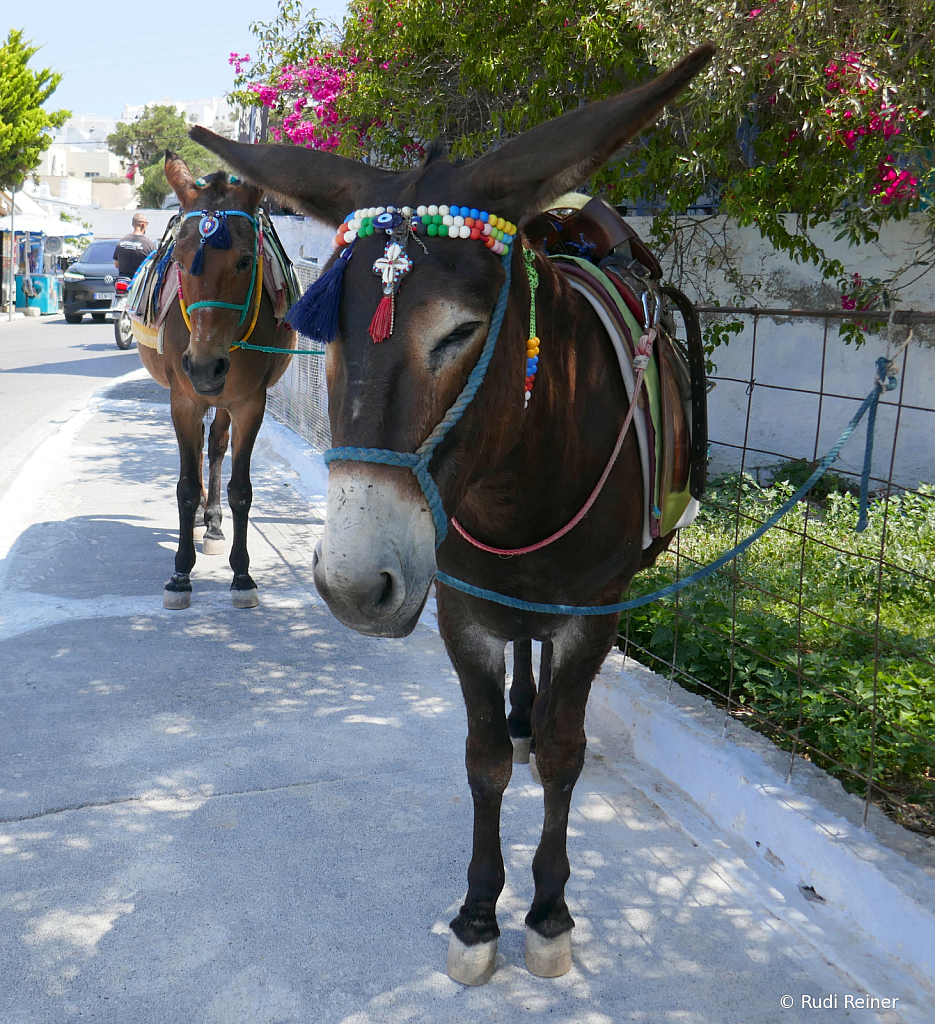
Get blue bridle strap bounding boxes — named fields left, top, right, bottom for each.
left=324, top=250, right=513, bottom=547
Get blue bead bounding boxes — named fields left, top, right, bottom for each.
left=470, top=208, right=480, bottom=220
left=450, top=205, right=461, bottom=216
left=344, top=213, right=353, bottom=223
left=479, top=211, right=489, bottom=222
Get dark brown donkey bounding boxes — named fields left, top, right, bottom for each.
left=136, top=154, right=296, bottom=609
left=193, top=43, right=714, bottom=983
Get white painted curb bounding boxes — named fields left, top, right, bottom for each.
left=591, top=651, right=935, bottom=992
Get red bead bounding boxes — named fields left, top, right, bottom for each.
left=470, top=227, right=481, bottom=240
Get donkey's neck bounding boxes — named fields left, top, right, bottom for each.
left=453, top=252, right=629, bottom=546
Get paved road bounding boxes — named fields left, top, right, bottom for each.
left=0, top=314, right=138, bottom=503
left=0, top=327, right=921, bottom=1023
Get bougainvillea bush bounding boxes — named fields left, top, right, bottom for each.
left=231, top=0, right=935, bottom=312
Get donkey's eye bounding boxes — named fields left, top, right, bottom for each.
left=432, top=321, right=483, bottom=354
left=236, top=255, right=252, bottom=271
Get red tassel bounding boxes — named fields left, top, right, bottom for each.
left=368, top=294, right=394, bottom=343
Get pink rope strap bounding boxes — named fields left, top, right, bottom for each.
left=450, top=327, right=657, bottom=556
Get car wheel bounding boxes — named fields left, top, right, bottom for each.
left=64, top=313, right=83, bottom=324
left=115, top=312, right=134, bottom=349
left=91, top=313, right=106, bottom=322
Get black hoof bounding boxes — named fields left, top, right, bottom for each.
left=450, top=905, right=500, bottom=946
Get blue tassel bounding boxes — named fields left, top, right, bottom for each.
left=210, top=214, right=232, bottom=250
left=190, top=243, right=205, bottom=276
left=286, top=244, right=354, bottom=342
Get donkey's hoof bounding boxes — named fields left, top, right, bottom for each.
left=529, top=752, right=542, bottom=785
left=525, top=927, right=572, bottom=978
left=447, top=932, right=497, bottom=987
left=163, top=588, right=191, bottom=610
left=231, top=588, right=259, bottom=609
left=202, top=535, right=226, bottom=555
left=511, top=736, right=531, bottom=764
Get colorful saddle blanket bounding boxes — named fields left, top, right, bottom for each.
left=127, top=209, right=301, bottom=351
left=527, top=196, right=707, bottom=548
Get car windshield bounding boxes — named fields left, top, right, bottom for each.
left=80, top=241, right=117, bottom=263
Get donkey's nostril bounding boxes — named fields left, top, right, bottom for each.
left=181, top=352, right=191, bottom=375
left=368, top=571, right=395, bottom=610
left=213, top=357, right=230, bottom=380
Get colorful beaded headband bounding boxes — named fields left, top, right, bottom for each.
left=334, top=205, right=517, bottom=256
left=287, top=203, right=518, bottom=346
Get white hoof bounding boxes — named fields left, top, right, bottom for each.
left=512, top=736, right=531, bottom=764
left=447, top=933, right=497, bottom=987
left=529, top=752, right=542, bottom=785
left=525, top=927, right=572, bottom=978
left=202, top=536, right=225, bottom=555
left=193, top=523, right=206, bottom=540
left=163, top=589, right=191, bottom=610
left=231, top=588, right=259, bottom=609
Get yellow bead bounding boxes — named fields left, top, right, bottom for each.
left=529, top=336, right=539, bottom=344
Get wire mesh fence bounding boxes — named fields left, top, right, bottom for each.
left=266, top=297, right=935, bottom=837
left=267, top=259, right=332, bottom=450
left=621, top=308, right=935, bottom=838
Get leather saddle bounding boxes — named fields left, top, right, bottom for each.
left=525, top=195, right=707, bottom=503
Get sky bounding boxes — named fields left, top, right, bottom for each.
left=14, top=0, right=349, bottom=121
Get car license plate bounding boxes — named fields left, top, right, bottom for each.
left=94, top=292, right=112, bottom=301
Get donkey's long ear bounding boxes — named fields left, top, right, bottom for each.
left=466, top=44, right=715, bottom=218
left=190, top=127, right=399, bottom=226
left=165, top=150, right=200, bottom=206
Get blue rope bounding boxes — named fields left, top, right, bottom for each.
left=324, top=250, right=514, bottom=546
left=856, top=356, right=897, bottom=531
left=436, top=357, right=898, bottom=615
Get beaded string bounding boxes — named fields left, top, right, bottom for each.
left=334, top=205, right=517, bottom=256
left=523, top=248, right=540, bottom=408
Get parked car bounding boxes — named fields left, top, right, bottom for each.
left=62, top=239, right=121, bottom=324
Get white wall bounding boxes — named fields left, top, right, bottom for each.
left=624, top=214, right=934, bottom=489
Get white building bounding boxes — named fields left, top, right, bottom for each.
left=119, top=96, right=237, bottom=133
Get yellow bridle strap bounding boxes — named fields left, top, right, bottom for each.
left=177, top=251, right=265, bottom=350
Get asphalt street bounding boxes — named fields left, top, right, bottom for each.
left=0, top=318, right=922, bottom=1023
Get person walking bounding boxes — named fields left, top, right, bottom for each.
left=114, top=213, right=154, bottom=279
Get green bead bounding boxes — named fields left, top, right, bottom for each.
left=438, top=224, right=449, bottom=236
left=361, top=217, right=371, bottom=228
left=432, top=214, right=442, bottom=224
left=427, top=223, right=438, bottom=236
left=366, top=224, right=374, bottom=236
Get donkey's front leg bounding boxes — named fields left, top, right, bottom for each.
left=525, top=615, right=618, bottom=977
left=227, top=396, right=265, bottom=608
left=165, top=393, right=208, bottom=609
left=508, top=639, right=537, bottom=764
left=438, top=606, right=511, bottom=986
left=202, top=407, right=231, bottom=555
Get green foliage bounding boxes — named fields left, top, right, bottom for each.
left=235, top=0, right=935, bottom=310
left=622, top=474, right=935, bottom=832
left=107, top=105, right=221, bottom=208
left=0, top=29, right=69, bottom=190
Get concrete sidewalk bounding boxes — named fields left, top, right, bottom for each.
left=0, top=372, right=920, bottom=1023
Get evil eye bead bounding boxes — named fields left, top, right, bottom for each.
left=416, top=205, right=428, bottom=217
left=427, top=204, right=439, bottom=216
left=374, top=211, right=395, bottom=227
left=470, top=208, right=480, bottom=220
left=439, top=205, right=449, bottom=216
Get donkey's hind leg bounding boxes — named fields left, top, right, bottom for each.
left=509, top=639, right=537, bottom=764
left=227, top=395, right=265, bottom=607
left=524, top=615, right=618, bottom=977
left=202, top=408, right=231, bottom=555
left=165, top=393, right=208, bottom=609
